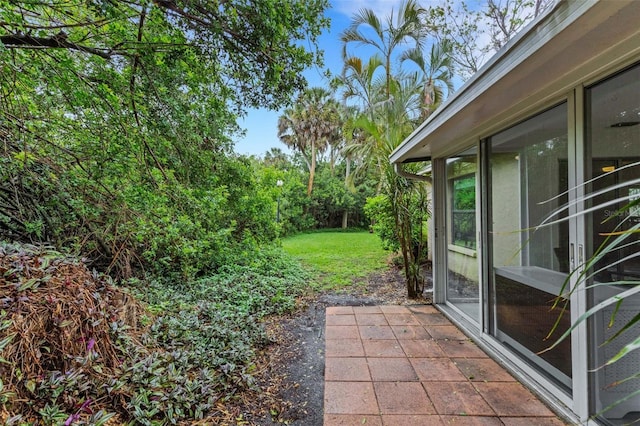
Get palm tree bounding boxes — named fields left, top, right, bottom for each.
left=400, top=40, right=455, bottom=118
left=263, top=147, right=290, bottom=170
left=277, top=87, right=340, bottom=196
left=344, top=72, right=423, bottom=189
left=346, top=73, right=427, bottom=297
left=340, top=1, right=432, bottom=297
left=340, top=54, right=385, bottom=116
left=340, top=0, right=427, bottom=100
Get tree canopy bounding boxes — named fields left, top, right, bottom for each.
left=0, top=0, right=328, bottom=109
left=0, top=0, right=329, bottom=278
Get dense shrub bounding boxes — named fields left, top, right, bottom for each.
left=364, top=195, right=398, bottom=251
left=259, top=161, right=376, bottom=236
left=0, top=242, right=309, bottom=424
left=365, top=193, right=429, bottom=257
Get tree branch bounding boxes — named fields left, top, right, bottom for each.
left=0, top=33, right=119, bottom=59
left=129, top=8, right=168, bottom=183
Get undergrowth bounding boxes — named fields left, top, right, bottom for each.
left=0, top=241, right=310, bottom=425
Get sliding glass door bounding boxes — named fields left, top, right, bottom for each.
left=484, top=64, right=640, bottom=420
left=439, top=63, right=640, bottom=422
left=445, top=148, right=480, bottom=322
left=585, top=64, right=640, bottom=425
left=488, top=103, right=572, bottom=390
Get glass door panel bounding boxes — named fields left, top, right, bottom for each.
left=489, top=103, right=572, bottom=389
left=585, top=63, right=640, bottom=424
left=445, top=148, right=480, bottom=322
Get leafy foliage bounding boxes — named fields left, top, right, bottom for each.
left=0, top=0, right=328, bottom=280
left=0, top=241, right=141, bottom=424
left=255, top=155, right=375, bottom=236
left=0, top=241, right=309, bottom=424
left=121, top=247, right=310, bottom=424
left=364, top=195, right=399, bottom=251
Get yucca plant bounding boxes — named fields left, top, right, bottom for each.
left=538, top=161, right=640, bottom=418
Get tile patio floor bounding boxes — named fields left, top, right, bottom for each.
left=324, top=304, right=568, bottom=426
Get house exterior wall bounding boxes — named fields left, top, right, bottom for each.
left=489, top=154, right=520, bottom=267
left=429, top=65, right=640, bottom=425
left=392, top=3, right=640, bottom=423
left=446, top=248, right=478, bottom=282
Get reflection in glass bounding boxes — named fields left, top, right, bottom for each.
left=489, top=103, right=572, bottom=389
left=445, top=149, right=479, bottom=322
left=586, top=63, right=640, bottom=424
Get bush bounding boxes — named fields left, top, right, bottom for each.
left=364, top=195, right=398, bottom=251
left=0, top=241, right=309, bottom=424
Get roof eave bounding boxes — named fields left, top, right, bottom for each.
left=390, top=0, right=640, bottom=164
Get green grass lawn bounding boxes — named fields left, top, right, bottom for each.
left=281, top=230, right=391, bottom=290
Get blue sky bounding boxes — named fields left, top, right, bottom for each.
left=234, top=0, right=405, bottom=157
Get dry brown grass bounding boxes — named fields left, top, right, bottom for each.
left=0, top=242, right=143, bottom=421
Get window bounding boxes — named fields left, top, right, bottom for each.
left=451, top=175, right=476, bottom=249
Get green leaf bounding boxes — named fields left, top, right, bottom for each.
left=25, top=379, right=36, bottom=393
left=17, top=278, right=39, bottom=291
left=0, top=333, right=16, bottom=351
left=605, top=336, right=640, bottom=366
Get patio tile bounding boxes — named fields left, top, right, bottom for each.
left=323, top=414, right=383, bottom=425
left=324, top=381, right=378, bottom=414
left=327, top=306, right=354, bottom=315
left=325, top=357, right=371, bottom=381
left=399, top=339, right=447, bottom=358
left=326, top=339, right=365, bottom=358
left=428, top=325, right=468, bottom=340
left=501, top=417, right=567, bottom=425
left=474, top=383, right=557, bottom=417
left=439, top=340, right=488, bottom=358
left=367, top=357, right=418, bottom=381
left=326, top=314, right=357, bottom=326
left=392, top=325, right=431, bottom=340
left=423, top=382, right=495, bottom=416
left=355, top=313, right=388, bottom=325
left=385, top=313, right=421, bottom=325
left=411, top=358, right=467, bottom=381
left=382, top=414, right=444, bottom=425
left=324, top=305, right=566, bottom=426
left=359, top=325, right=396, bottom=340
left=454, top=358, right=516, bottom=382
left=362, top=339, right=405, bottom=357
left=353, top=306, right=382, bottom=314
left=440, top=416, right=503, bottom=425
left=326, top=325, right=360, bottom=340
left=409, top=305, right=440, bottom=315
left=374, top=382, right=436, bottom=415
left=379, top=305, right=412, bottom=314
left=414, top=312, right=452, bottom=326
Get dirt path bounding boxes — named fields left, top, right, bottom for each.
left=238, top=267, right=432, bottom=425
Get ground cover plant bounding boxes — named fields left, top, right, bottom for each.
left=0, top=242, right=309, bottom=424
left=281, top=230, right=389, bottom=289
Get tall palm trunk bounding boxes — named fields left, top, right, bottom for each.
left=341, top=157, right=351, bottom=229
left=307, top=141, right=316, bottom=196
